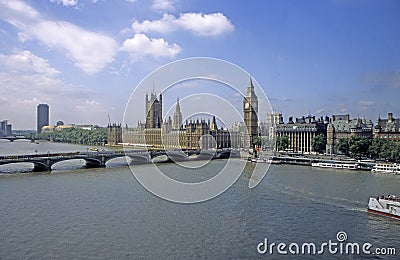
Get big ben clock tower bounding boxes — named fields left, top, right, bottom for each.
left=243, top=78, right=258, bottom=147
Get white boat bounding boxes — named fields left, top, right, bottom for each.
left=311, top=162, right=359, bottom=170
left=368, top=195, right=400, bottom=220
left=371, top=163, right=400, bottom=174
left=250, top=158, right=266, bottom=163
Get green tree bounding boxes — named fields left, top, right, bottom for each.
left=35, top=127, right=108, bottom=145
left=377, top=140, right=400, bottom=162
left=391, top=143, right=400, bottom=162
left=312, top=134, right=326, bottom=154
left=253, top=136, right=262, bottom=148
left=336, top=138, right=349, bottom=155
left=348, top=135, right=371, bottom=159
left=368, top=138, right=385, bottom=159
left=276, top=135, right=289, bottom=151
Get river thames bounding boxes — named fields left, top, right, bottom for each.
left=1, top=141, right=399, bottom=259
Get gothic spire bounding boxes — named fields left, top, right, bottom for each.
left=211, top=115, right=217, bottom=131
left=247, top=76, right=256, bottom=96
left=176, top=97, right=180, bottom=111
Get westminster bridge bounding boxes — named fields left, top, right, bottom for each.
left=0, top=136, right=50, bottom=142
left=0, top=149, right=237, bottom=172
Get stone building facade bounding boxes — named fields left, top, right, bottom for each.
left=373, top=113, right=400, bottom=142
left=108, top=123, right=122, bottom=146
left=145, top=92, right=163, bottom=129
left=123, top=85, right=252, bottom=150
left=264, top=112, right=283, bottom=140
left=243, top=78, right=259, bottom=147
left=325, top=114, right=373, bottom=155
left=275, top=115, right=328, bottom=153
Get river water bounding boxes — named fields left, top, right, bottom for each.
left=1, top=140, right=399, bottom=259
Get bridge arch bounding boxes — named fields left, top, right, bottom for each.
left=166, top=152, right=189, bottom=162
left=128, top=154, right=151, bottom=164
left=104, top=156, right=130, bottom=166
left=50, top=159, right=87, bottom=170
left=33, top=161, right=50, bottom=171
left=83, top=158, right=104, bottom=168
left=0, top=137, right=33, bottom=142
left=0, top=161, right=46, bottom=172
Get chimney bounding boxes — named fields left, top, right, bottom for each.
left=345, top=114, right=350, bottom=123
left=332, top=115, right=336, bottom=122
left=388, top=112, right=393, bottom=122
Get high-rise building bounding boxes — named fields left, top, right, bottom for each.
left=37, top=104, right=49, bottom=134
left=0, top=120, right=12, bottom=136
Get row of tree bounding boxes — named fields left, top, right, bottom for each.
left=34, top=128, right=108, bottom=146
left=336, top=136, right=400, bottom=161
left=275, top=134, right=400, bottom=162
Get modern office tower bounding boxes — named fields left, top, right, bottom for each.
left=0, top=120, right=12, bottom=136
left=37, top=104, right=49, bottom=134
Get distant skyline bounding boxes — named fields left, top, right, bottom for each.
left=0, top=0, right=399, bottom=129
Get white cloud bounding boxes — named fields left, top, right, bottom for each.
left=152, top=0, right=176, bottom=11
left=177, top=13, right=235, bottom=36
left=132, top=12, right=234, bottom=36
left=357, top=100, right=376, bottom=111
left=0, top=50, right=60, bottom=76
left=50, top=0, right=78, bottom=7
left=0, top=0, right=117, bottom=74
left=49, top=0, right=100, bottom=7
left=75, top=99, right=101, bottom=111
left=358, top=100, right=376, bottom=107
left=0, top=49, right=108, bottom=128
left=85, top=99, right=100, bottom=105
left=0, top=68, right=105, bottom=128
left=31, top=20, right=117, bottom=74
left=132, top=13, right=176, bottom=34
left=120, top=33, right=181, bottom=61
left=0, top=96, right=8, bottom=104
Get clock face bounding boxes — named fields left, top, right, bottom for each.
left=245, top=102, right=250, bottom=109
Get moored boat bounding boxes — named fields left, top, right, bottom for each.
left=371, top=163, right=400, bottom=174
left=311, top=162, right=359, bottom=170
left=367, top=195, right=400, bottom=220
left=250, top=158, right=266, bottom=163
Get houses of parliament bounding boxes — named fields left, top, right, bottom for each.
left=109, top=79, right=259, bottom=150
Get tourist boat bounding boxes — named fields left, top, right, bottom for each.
left=367, top=195, right=400, bottom=220
left=311, top=162, right=359, bottom=170
left=371, top=163, right=400, bottom=174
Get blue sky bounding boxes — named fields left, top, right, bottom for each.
left=0, top=0, right=399, bottom=129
